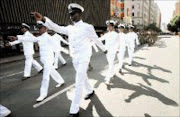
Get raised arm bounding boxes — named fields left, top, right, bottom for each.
left=88, top=25, right=107, bottom=52
left=17, top=35, right=38, bottom=42
left=44, top=17, right=69, bottom=36
left=57, top=34, right=69, bottom=45
left=32, top=12, right=69, bottom=36
left=9, top=40, right=21, bottom=46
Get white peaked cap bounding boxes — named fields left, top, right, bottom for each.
left=128, top=25, right=135, bottom=28
left=21, top=23, right=30, bottom=29
left=68, top=3, right=84, bottom=13
left=106, top=20, right=116, bottom=25
left=118, top=23, right=125, bottom=28
left=36, top=21, right=46, bottom=27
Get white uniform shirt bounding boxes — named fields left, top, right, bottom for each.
left=18, top=32, right=54, bottom=58
left=126, top=32, right=140, bottom=47
left=52, top=33, right=69, bottom=52
left=100, top=31, right=119, bottom=54
left=10, top=31, right=35, bottom=56
left=117, top=32, right=127, bottom=50
left=44, top=17, right=106, bottom=63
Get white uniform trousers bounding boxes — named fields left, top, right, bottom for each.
left=70, top=62, right=93, bottom=114
left=118, top=46, right=126, bottom=70
left=40, top=57, right=65, bottom=97
left=54, top=51, right=66, bottom=69
left=24, top=54, right=43, bottom=77
left=127, top=45, right=135, bottom=65
left=105, top=51, right=116, bottom=82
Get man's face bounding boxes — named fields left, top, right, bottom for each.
left=39, top=27, right=47, bottom=35
left=107, top=24, right=114, bottom=31
left=70, top=12, right=81, bottom=22
left=118, top=28, right=124, bottom=32
left=129, top=28, right=133, bottom=32
left=21, top=27, right=28, bottom=33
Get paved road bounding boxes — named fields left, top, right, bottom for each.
left=0, top=35, right=179, bottom=117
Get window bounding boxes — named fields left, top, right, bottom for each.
left=132, top=5, right=134, bottom=9
left=132, top=13, right=135, bottom=17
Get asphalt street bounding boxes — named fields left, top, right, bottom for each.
left=0, top=35, right=179, bottom=117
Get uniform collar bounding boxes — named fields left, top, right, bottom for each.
left=74, top=20, right=83, bottom=26
left=24, top=31, right=30, bottom=35
left=41, top=32, right=48, bottom=36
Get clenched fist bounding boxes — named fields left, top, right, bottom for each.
left=31, top=12, right=46, bottom=22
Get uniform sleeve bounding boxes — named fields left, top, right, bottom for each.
left=135, top=33, right=140, bottom=45
left=58, top=35, right=69, bottom=45
left=44, top=17, right=69, bottom=36
left=9, top=40, right=21, bottom=46
left=88, top=25, right=106, bottom=51
left=116, top=35, right=121, bottom=51
left=17, top=35, right=39, bottom=42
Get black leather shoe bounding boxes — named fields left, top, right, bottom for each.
left=22, top=77, right=30, bottom=81
left=38, top=69, right=43, bottom=73
left=119, top=69, right=123, bottom=74
left=62, top=63, right=67, bottom=66
left=84, top=90, right=95, bottom=100
left=128, top=64, right=132, bottom=66
left=69, top=112, right=79, bottom=117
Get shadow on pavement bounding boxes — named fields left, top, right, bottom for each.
left=144, top=113, right=151, bottom=117
left=108, top=77, right=178, bottom=107
left=151, top=40, right=167, bottom=48
left=123, top=60, right=171, bottom=86
left=80, top=94, right=113, bottom=117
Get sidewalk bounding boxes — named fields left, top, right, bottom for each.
left=0, top=53, right=40, bottom=65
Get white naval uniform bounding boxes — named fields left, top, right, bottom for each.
left=18, top=32, right=65, bottom=98
left=44, top=17, right=106, bottom=114
left=117, top=32, right=127, bottom=70
left=100, top=31, right=119, bottom=82
left=9, top=31, right=42, bottom=77
left=126, top=31, right=140, bottom=65
left=52, top=33, right=69, bottom=69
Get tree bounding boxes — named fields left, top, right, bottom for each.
left=145, top=23, right=162, bottom=32
left=168, top=15, right=180, bottom=33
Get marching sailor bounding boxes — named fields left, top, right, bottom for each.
left=117, top=24, right=126, bottom=74
left=31, top=3, right=107, bottom=116
left=126, top=25, right=140, bottom=66
left=52, top=33, right=69, bottom=69
left=100, top=20, right=119, bottom=85
left=16, top=22, right=65, bottom=102
left=7, top=23, right=43, bottom=80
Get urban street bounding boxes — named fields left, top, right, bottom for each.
left=0, top=35, right=179, bottom=117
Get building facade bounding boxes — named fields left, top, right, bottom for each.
left=124, top=0, right=161, bottom=29
left=173, top=2, right=180, bottom=16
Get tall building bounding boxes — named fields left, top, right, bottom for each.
left=124, top=0, right=151, bottom=29
left=154, top=3, right=161, bottom=28
left=173, top=2, right=180, bottom=16
left=123, top=0, right=161, bottom=29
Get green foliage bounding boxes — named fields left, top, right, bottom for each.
left=145, top=23, right=162, bottom=32
left=168, top=15, right=180, bottom=32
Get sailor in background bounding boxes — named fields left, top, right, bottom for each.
left=7, top=23, right=43, bottom=80
left=52, top=33, right=69, bottom=69
left=15, top=22, right=65, bottom=102
left=117, top=24, right=126, bottom=74
left=126, top=25, right=140, bottom=66
left=100, top=20, right=119, bottom=85
left=31, top=3, right=107, bottom=116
